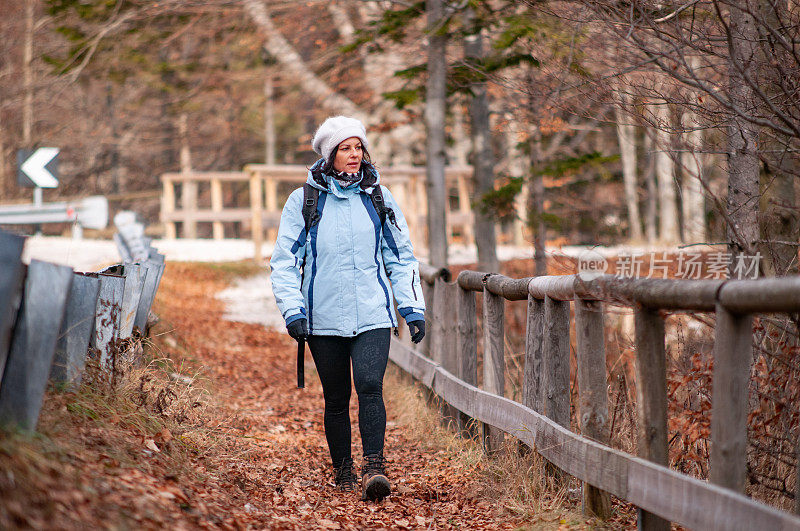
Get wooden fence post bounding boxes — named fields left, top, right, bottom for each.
left=421, top=280, right=434, bottom=357
left=432, top=277, right=446, bottom=365
left=575, top=298, right=611, bottom=519
left=250, top=173, right=264, bottom=263
left=265, top=175, right=278, bottom=243
left=522, top=294, right=544, bottom=413
left=162, top=177, right=176, bottom=240
left=482, top=287, right=505, bottom=453
left=440, top=281, right=459, bottom=426
left=417, top=174, right=428, bottom=246
left=710, top=304, right=753, bottom=493
left=0, top=260, right=73, bottom=431
left=457, top=285, right=478, bottom=437
left=181, top=179, right=198, bottom=239
left=211, top=177, right=224, bottom=240
left=543, top=296, right=570, bottom=428
left=456, top=174, right=473, bottom=246
left=633, top=306, right=670, bottom=531
left=443, top=282, right=459, bottom=373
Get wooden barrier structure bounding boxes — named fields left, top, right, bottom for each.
left=161, top=165, right=496, bottom=262
left=392, top=267, right=800, bottom=530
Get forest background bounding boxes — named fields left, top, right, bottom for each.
left=2, top=0, right=796, bottom=276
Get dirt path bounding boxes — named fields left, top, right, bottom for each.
left=1, top=260, right=618, bottom=529
left=150, top=262, right=528, bottom=529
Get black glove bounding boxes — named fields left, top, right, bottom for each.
left=287, top=318, right=308, bottom=342
left=407, top=319, right=425, bottom=344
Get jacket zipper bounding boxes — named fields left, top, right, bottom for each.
left=412, top=270, right=418, bottom=300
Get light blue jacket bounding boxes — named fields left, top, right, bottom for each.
left=270, top=160, right=425, bottom=336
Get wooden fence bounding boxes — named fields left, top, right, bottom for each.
left=390, top=265, right=800, bottom=530
left=0, top=228, right=165, bottom=431
left=160, top=164, right=524, bottom=261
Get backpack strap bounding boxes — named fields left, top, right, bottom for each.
left=301, top=183, right=320, bottom=236
left=363, top=183, right=399, bottom=230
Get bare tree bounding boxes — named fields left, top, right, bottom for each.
left=242, top=0, right=363, bottom=119
left=680, top=105, right=706, bottom=243
left=653, top=102, right=680, bottom=242
left=580, top=0, right=800, bottom=265
left=22, top=0, right=34, bottom=149
left=614, top=84, right=643, bottom=241
left=723, top=0, right=761, bottom=266
left=425, top=0, right=448, bottom=267
left=465, top=8, right=498, bottom=272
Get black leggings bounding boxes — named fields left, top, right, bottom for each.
left=308, top=328, right=390, bottom=468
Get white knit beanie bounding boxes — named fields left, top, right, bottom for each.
left=312, top=116, right=369, bottom=162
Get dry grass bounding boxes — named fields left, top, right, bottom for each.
left=383, top=366, right=634, bottom=529
left=0, top=334, right=236, bottom=529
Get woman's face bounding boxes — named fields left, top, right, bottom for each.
left=332, top=137, right=363, bottom=173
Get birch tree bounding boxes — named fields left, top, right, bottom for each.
left=654, top=103, right=680, bottom=242
left=242, top=0, right=363, bottom=120
left=680, top=106, right=706, bottom=243
left=614, top=86, right=643, bottom=241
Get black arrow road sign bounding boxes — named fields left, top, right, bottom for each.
left=17, top=148, right=59, bottom=188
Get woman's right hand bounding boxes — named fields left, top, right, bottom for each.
left=287, top=318, right=308, bottom=341
left=407, top=320, right=425, bottom=344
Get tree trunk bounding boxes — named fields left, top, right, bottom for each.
left=529, top=126, right=547, bottom=276
left=681, top=106, right=706, bottom=243
left=23, top=0, right=34, bottom=148
left=644, top=132, right=658, bottom=242
left=330, top=0, right=415, bottom=164
left=465, top=11, right=498, bottom=273
left=264, top=71, right=275, bottom=165
left=425, top=0, right=448, bottom=267
left=242, top=0, right=363, bottom=119
left=106, top=84, right=122, bottom=195
left=0, top=118, right=8, bottom=198
left=654, top=104, right=680, bottom=242
left=507, top=117, right=528, bottom=247
left=179, top=113, right=191, bottom=174
left=757, top=0, right=798, bottom=276
left=451, top=101, right=469, bottom=167
left=726, top=0, right=760, bottom=269
left=614, top=89, right=643, bottom=241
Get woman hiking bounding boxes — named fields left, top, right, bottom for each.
left=270, top=116, right=426, bottom=501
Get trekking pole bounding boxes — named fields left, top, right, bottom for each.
left=297, top=337, right=305, bottom=389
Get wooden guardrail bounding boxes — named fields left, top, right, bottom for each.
left=0, top=228, right=165, bottom=431
left=390, top=266, right=800, bottom=530
left=160, top=165, right=490, bottom=261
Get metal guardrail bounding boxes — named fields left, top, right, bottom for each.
left=0, top=228, right=165, bottom=431
left=0, top=196, right=109, bottom=230
left=390, top=266, right=800, bottom=530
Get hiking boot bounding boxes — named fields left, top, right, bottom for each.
left=361, top=453, right=390, bottom=501
left=333, top=457, right=357, bottom=492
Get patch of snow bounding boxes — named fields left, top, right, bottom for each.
left=216, top=272, right=285, bottom=330
left=18, top=236, right=275, bottom=272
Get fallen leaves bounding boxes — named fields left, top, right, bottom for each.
left=1, top=262, right=612, bottom=530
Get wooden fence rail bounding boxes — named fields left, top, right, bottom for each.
left=161, top=165, right=522, bottom=262
left=0, top=228, right=165, bottom=431
left=390, top=267, right=800, bottom=530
